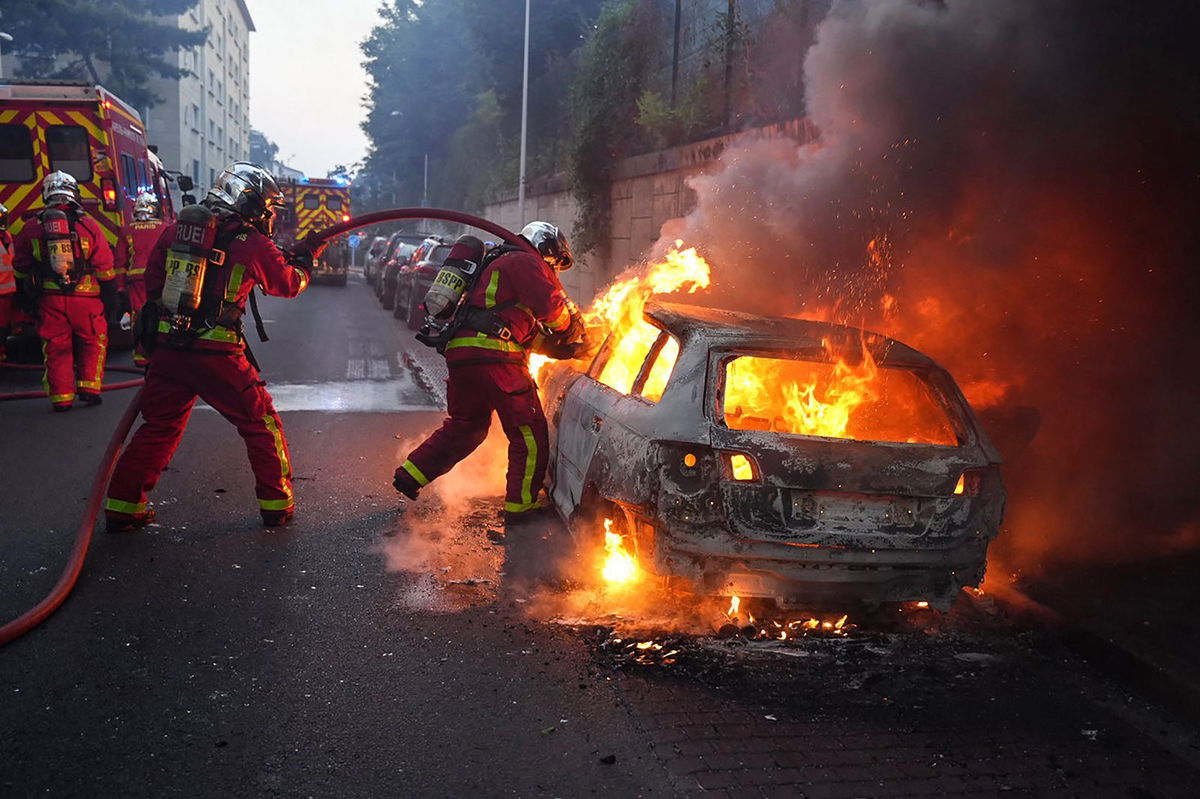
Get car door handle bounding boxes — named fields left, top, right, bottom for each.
left=589, top=415, right=603, bottom=433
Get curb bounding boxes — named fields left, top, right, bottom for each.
left=401, top=349, right=447, bottom=409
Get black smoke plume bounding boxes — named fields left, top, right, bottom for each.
left=667, top=0, right=1200, bottom=569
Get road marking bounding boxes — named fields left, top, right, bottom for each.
left=197, top=377, right=437, bottom=413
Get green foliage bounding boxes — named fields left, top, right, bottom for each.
left=566, top=0, right=665, bottom=253
left=2, top=0, right=208, bottom=109
left=357, top=0, right=606, bottom=213
left=635, top=75, right=713, bottom=151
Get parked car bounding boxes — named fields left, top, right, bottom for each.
left=541, top=301, right=1006, bottom=611
left=382, top=235, right=442, bottom=310
left=393, top=241, right=454, bottom=328
left=362, top=236, right=388, bottom=285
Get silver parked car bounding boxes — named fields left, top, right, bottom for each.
left=542, top=301, right=1006, bottom=609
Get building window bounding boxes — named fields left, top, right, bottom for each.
left=192, top=104, right=201, bottom=131
left=210, top=168, right=216, bottom=186
left=192, top=159, right=201, bottom=185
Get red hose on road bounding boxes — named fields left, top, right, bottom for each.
left=0, top=208, right=524, bottom=647
left=0, top=387, right=144, bottom=646
left=0, top=362, right=145, bottom=402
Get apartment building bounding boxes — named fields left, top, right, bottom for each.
left=142, top=0, right=254, bottom=196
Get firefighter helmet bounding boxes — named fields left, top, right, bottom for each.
left=133, top=192, right=160, bottom=221
left=42, top=171, right=82, bottom=208
left=520, top=221, right=574, bottom=271
left=0, top=202, right=8, bottom=230
left=206, top=162, right=285, bottom=236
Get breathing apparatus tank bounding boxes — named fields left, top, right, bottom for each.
left=424, top=256, right=476, bottom=319
left=41, top=208, right=76, bottom=284
left=161, top=204, right=221, bottom=322
left=416, top=236, right=486, bottom=350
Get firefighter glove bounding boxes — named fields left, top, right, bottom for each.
left=99, top=281, right=121, bottom=319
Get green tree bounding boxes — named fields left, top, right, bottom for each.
left=2, top=0, right=207, bottom=109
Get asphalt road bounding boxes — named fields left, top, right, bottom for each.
left=2, top=273, right=1199, bottom=798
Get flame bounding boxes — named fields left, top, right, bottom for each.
left=591, top=241, right=709, bottom=394
left=601, top=519, right=639, bottom=585
left=727, top=595, right=740, bottom=616
left=529, top=240, right=708, bottom=387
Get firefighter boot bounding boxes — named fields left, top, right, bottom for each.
left=261, top=508, right=295, bottom=527
left=105, top=508, right=156, bottom=533
left=78, top=391, right=103, bottom=407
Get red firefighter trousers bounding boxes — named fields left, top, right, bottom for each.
left=105, top=347, right=294, bottom=518
left=400, top=362, right=549, bottom=514
left=37, top=294, right=107, bottom=406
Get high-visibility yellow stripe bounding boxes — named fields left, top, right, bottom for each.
left=226, top=263, right=246, bottom=301
left=401, top=460, right=430, bottom=487
left=445, top=333, right=524, bottom=354
left=504, top=500, right=544, bottom=514
left=156, top=320, right=242, bottom=343
left=485, top=270, right=500, bottom=309
left=0, top=109, right=17, bottom=123
left=49, top=393, right=75, bottom=404
left=519, top=424, right=537, bottom=506
left=258, top=498, right=293, bottom=511
left=547, top=305, right=571, bottom=331
left=262, top=414, right=293, bottom=496
left=105, top=498, right=147, bottom=515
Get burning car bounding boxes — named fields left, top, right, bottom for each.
left=543, top=300, right=1005, bottom=610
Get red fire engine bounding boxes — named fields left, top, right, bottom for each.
left=275, top=176, right=352, bottom=286
left=1, top=79, right=187, bottom=347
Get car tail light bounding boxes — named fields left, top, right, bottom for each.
left=722, top=451, right=760, bottom=482
left=101, top=179, right=118, bottom=211
left=953, top=469, right=983, bottom=497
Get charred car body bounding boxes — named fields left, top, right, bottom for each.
left=543, top=302, right=1005, bottom=609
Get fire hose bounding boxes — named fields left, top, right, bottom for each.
left=0, top=208, right=531, bottom=647
left=0, top=362, right=145, bottom=402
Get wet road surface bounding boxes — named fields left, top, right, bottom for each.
left=2, top=273, right=1198, bottom=798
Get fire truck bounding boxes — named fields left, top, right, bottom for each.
left=275, top=176, right=352, bottom=285
left=0, top=79, right=188, bottom=349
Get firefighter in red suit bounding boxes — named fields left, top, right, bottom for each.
left=11, top=172, right=120, bottom=410
left=393, top=222, right=587, bottom=529
left=125, top=192, right=167, bottom=366
left=0, top=203, right=14, bottom=362
left=105, top=162, right=313, bottom=532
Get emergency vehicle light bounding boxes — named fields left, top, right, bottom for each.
left=101, top=179, right=119, bottom=211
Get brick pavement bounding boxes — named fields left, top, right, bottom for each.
left=600, top=631, right=1200, bottom=798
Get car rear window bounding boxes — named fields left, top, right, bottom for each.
left=46, top=126, right=92, bottom=181
left=0, top=125, right=35, bottom=182
left=720, top=353, right=957, bottom=445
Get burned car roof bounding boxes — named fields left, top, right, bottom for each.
left=645, top=301, right=936, bottom=369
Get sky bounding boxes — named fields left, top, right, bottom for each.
left=247, top=0, right=381, bottom=178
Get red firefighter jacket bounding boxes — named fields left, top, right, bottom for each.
left=11, top=210, right=116, bottom=297
left=444, top=248, right=573, bottom=366
left=126, top=219, right=168, bottom=283
left=0, top=230, right=14, bottom=296
left=146, top=215, right=309, bottom=353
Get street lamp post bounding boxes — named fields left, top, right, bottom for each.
left=0, top=32, right=14, bottom=80
left=517, top=0, right=530, bottom=224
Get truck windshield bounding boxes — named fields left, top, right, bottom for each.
left=720, top=352, right=958, bottom=446
left=46, top=126, right=92, bottom=181
left=0, top=125, right=35, bottom=183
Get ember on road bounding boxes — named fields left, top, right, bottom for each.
left=2, top=275, right=1197, bottom=798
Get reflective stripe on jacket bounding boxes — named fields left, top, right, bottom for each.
left=443, top=249, right=572, bottom=366
left=147, top=217, right=309, bottom=353
left=11, top=211, right=116, bottom=297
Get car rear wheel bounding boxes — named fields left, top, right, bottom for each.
left=406, top=284, right=425, bottom=330
left=381, top=281, right=396, bottom=310
left=392, top=281, right=408, bottom=319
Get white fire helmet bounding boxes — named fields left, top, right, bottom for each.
left=42, top=171, right=82, bottom=208
left=520, top=221, right=574, bottom=270
left=133, top=192, right=160, bottom=221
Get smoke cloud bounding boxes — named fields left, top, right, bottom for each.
left=667, top=0, right=1200, bottom=569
